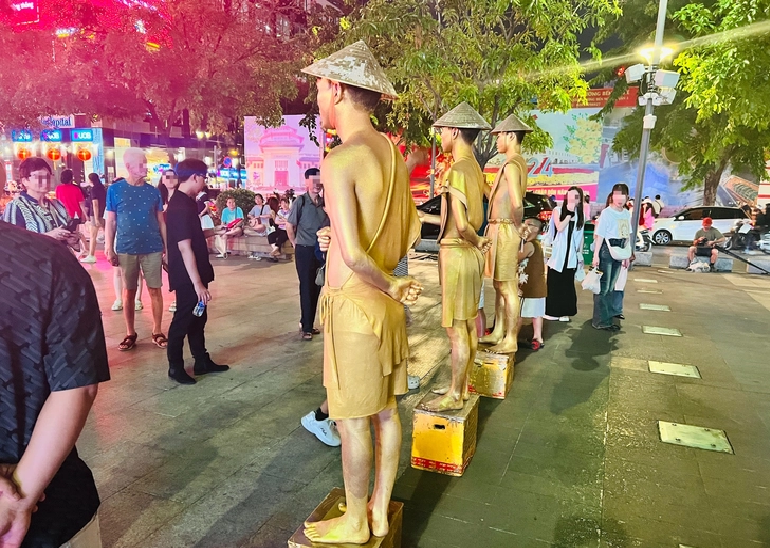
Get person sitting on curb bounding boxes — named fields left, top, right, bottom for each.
left=214, top=197, right=244, bottom=258
left=687, top=217, right=725, bottom=272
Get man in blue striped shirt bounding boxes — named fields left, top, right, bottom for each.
left=3, top=158, right=76, bottom=246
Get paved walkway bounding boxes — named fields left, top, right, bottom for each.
left=76, top=254, right=770, bottom=547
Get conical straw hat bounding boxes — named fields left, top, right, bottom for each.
left=491, top=113, right=533, bottom=134
left=301, top=41, right=398, bottom=100
left=433, top=102, right=491, bottom=130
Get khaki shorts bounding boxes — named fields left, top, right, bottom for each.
left=118, top=252, right=163, bottom=289
left=60, top=515, right=101, bottom=548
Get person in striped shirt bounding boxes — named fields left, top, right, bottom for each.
left=3, top=158, right=78, bottom=249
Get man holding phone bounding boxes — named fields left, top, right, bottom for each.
left=287, top=168, right=328, bottom=341
left=2, top=158, right=79, bottom=250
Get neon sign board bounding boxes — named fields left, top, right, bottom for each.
left=11, top=130, right=33, bottom=142
left=41, top=129, right=63, bottom=142
left=71, top=129, right=94, bottom=142
left=10, top=1, right=39, bottom=25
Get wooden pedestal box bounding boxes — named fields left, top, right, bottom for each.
left=410, top=393, right=479, bottom=476
left=468, top=351, right=514, bottom=399
left=288, top=487, right=403, bottom=548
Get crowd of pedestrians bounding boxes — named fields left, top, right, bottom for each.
left=0, top=140, right=701, bottom=547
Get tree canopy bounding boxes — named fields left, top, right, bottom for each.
left=0, top=0, right=306, bottom=140
left=599, top=0, right=770, bottom=205
left=305, top=0, right=621, bottom=166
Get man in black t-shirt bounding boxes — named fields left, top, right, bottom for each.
left=165, top=160, right=228, bottom=385
left=0, top=221, right=110, bottom=547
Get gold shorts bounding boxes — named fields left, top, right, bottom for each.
left=485, top=222, right=521, bottom=282
left=322, top=279, right=408, bottom=420
left=439, top=240, right=483, bottom=328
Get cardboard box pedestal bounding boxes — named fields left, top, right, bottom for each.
left=468, top=351, right=514, bottom=399
left=288, top=488, right=403, bottom=548
left=410, top=393, right=479, bottom=476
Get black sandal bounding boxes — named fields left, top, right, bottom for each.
left=119, top=334, right=137, bottom=351
left=152, top=333, right=168, bottom=348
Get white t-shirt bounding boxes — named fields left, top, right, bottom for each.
left=249, top=204, right=271, bottom=219
left=596, top=207, right=631, bottom=240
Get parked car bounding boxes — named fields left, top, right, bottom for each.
left=651, top=206, right=750, bottom=245
left=417, top=191, right=554, bottom=240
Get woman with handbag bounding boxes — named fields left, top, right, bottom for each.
left=591, top=183, right=632, bottom=331
left=545, top=186, right=585, bottom=322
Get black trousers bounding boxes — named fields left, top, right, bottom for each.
left=295, top=244, right=322, bottom=333
left=167, top=282, right=208, bottom=370
left=268, top=228, right=289, bottom=249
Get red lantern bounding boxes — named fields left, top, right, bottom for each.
left=16, top=147, right=31, bottom=160
left=76, top=147, right=92, bottom=162
left=47, top=146, right=61, bottom=161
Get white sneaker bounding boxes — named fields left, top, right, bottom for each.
left=216, top=253, right=227, bottom=258
left=300, top=411, right=341, bottom=447
left=558, top=316, right=571, bottom=322
left=169, top=301, right=177, bottom=313
left=111, top=299, right=123, bottom=311
left=80, top=255, right=96, bottom=264
left=135, top=300, right=143, bottom=311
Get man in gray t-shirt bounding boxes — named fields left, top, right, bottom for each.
left=687, top=217, right=724, bottom=271
left=287, top=168, right=329, bottom=340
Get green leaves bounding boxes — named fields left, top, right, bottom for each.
left=315, top=0, right=618, bottom=166
left=601, top=0, right=770, bottom=204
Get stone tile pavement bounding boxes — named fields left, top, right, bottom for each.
left=75, top=254, right=770, bottom=547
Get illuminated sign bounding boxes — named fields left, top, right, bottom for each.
left=40, top=115, right=75, bottom=129
left=10, top=1, right=39, bottom=25
left=71, top=129, right=94, bottom=142
left=40, top=129, right=63, bottom=142
left=11, top=130, right=33, bottom=142
left=217, top=169, right=247, bottom=179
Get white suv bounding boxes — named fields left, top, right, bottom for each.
left=651, top=206, right=750, bottom=245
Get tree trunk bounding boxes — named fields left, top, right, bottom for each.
left=702, top=166, right=725, bottom=206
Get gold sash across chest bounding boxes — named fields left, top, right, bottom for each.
left=320, top=138, right=407, bottom=390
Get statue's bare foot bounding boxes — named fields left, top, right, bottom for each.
left=462, top=384, right=470, bottom=401
left=488, top=338, right=517, bottom=354
left=420, top=393, right=465, bottom=412
left=367, top=501, right=389, bottom=537
left=431, top=385, right=449, bottom=395
left=304, top=514, right=370, bottom=544
left=479, top=332, right=502, bottom=345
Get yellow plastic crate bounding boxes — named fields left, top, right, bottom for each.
left=410, top=394, right=479, bottom=476
left=468, top=350, right=514, bottom=399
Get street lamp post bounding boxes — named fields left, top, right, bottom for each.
left=630, top=0, right=670, bottom=250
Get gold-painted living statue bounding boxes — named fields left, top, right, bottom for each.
left=479, top=114, right=533, bottom=354
left=300, top=41, right=422, bottom=544
left=419, top=102, right=492, bottom=412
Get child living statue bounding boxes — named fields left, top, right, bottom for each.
left=418, top=102, right=493, bottom=412
left=300, top=41, right=423, bottom=544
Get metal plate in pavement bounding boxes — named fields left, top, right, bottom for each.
left=643, top=326, right=682, bottom=336
left=648, top=361, right=701, bottom=378
left=634, top=278, right=659, bottom=283
left=637, top=289, right=663, bottom=294
left=659, top=421, right=733, bottom=454
left=640, top=303, right=671, bottom=311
